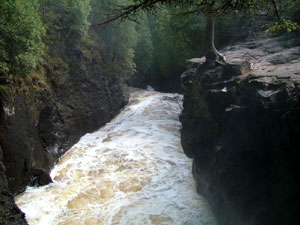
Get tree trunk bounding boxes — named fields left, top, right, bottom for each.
left=204, top=16, right=226, bottom=63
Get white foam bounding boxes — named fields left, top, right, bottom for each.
left=15, top=89, right=216, bottom=225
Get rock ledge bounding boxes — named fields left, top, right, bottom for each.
left=180, top=36, right=300, bottom=225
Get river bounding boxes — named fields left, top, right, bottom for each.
left=15, top=88, right=216, bottom=225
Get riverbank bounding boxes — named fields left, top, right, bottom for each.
left=16, top=89, right=216, bottom=225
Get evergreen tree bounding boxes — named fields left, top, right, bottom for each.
left=96, top=0, right=297, bottom=63
left=61, top=0, right=91, bottom=39
left=0, top=0, right=44, bottom=78
left=90, top=0, right=138, bottom=78
left=42, top=0, right=91, bottom=42
left=133, top=14, right=154, bottom=84
left=131, top=7, right=249, bottom=91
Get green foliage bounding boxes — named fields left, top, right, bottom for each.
left=265, top=20, right=300, bottom=36
left=46, top=57, right=69, bottom=86
left=1, top=0, right=298, bottom=94
left=60, top=0, right=91, bottom=38
left=261, top=0, right=300, bottom=36
left=134, top=15, right=154, bottom=79
left=215, top=13, right=251, bottom=46
left=131, top=7, right=252, bottom=91
left=90, top=0, right=138, bottom=78
left=0, top=0, right=45, bottom=77
left=286, top=0, right=300, bottom=21
left=149, top=8, right=205, bottom=79
left=42, top=0, right=91, bottom=42
left=129, top=7, right=207, bottom=90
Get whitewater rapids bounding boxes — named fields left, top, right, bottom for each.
left=16, top=89, right=216, bottom=225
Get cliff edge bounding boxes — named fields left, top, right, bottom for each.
left=0, top=34, right=129, bottom=224
left=180, top=34, right=300, bottom=225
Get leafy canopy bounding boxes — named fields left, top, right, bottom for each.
left=0, top=0, right=44, bottom=77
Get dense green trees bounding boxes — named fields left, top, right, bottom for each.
left=90, top=0, right=138, bottom=79
left=129, top=7, right=252, bottom=91
left=132, top=9, right=206, bottom=90
left=133, top=15, right=154, bottom=84
left=0, top=0, right=44, bottom=78
left=95, top=0, right=300, bottom=91
left=41, top=0, right=91, bottom=45
left=98, top=0, right=300, bottom=64
left=59, top=0, right=91, bottom=39
left=0, top=0, right=299, bottom=91
left=95, top=0, right=285, bottom=62
left=0, top=0, right=138, bottom=83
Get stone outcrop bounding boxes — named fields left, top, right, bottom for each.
left=0, top=16, right=129, bottom=223
left=180, top=36, right=300, bottom=225
left=0, top=51, right=128, bottom=223
left=0, top=69, right=128, bottom=195
left=0, top=146, right=27, bottom=224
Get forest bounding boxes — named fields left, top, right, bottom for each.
left=1, top=0, right=299, bottom=93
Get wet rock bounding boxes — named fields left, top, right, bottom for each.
left=0, top=145, right=3, bottom=163
left=0, top=38, right=129, bottom=206
left=181, top=68, right=198, bottom=88
left=0, top=66, right=128, bottom=196
left=180, top=53, right=300, bottom=225
left=268, top=54, right=299, bottom=65
left=0, top=11, right=129, bottom=224
left=186, top=58, right=205, bottom=69
left=0, top=149, right=27, bottom=224
left=31, top=168, right=53, bottom=186
left=0, top=186, right=28, bottom=225
left=230, top=60, right=253, bottom=75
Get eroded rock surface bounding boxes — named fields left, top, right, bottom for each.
left=0, top=72, right=128, bottom=195
left=0, top=57, right=128, bottom=223
left=0, top=146, right=27, bottom=225
left=180, top=35, right=300, bottom=225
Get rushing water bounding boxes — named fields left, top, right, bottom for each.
left=16, top=89, right=216, bottom=225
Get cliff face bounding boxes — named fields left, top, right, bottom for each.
left=0, top=4, right=131, bottom=222
left=0, top=45, right=129, bottom=197
left=0, top=146, right=27, bottom=225
left=180, top=36, right=300, bottom=225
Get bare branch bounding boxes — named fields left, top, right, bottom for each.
left=91, top=0, right=285, bottom=27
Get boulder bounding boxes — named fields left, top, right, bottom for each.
left=31, top=168, right=53, bottom=186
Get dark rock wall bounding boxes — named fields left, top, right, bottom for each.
left=0, top=146, right=27, bottom=224
left=0, top=53, right=128, bottom=196
left=180, top=60, right=300, bottom=225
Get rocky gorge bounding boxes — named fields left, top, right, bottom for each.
left=180, top=34, right=300, bottom=225
left=0, top=43, right=129, bottom=224
left=1, top=19, right=299, bottom=225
